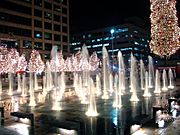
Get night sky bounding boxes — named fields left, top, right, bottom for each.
left=69, top=0, right=151, bottom=34
left=69, top=0, right=180, bottom=34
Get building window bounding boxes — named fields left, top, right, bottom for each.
left=34, top=20, right=42, bottom=28
left=44, top=22, right=52, bottom=30
left=54, top=34, right=61, bottom=41
left=62, top=7, right=67, bottom=14
left=34, top=0, right=42, bottom=7
left=34, top=42, right=42, bottom=50
left=54, top=24, right=61, bottom=32
left=54, top=14, right=61, bottom=22
left=34, top=31, right=42, bottom=39
left=44, top=1, right=52, bottom=10
left=62, top=16, right=67, bottom=24
left=23, top=40, right=31, bottom=49
left=62, top=0, right=67, bottom=5
left=44, top=54, right=50, bottom=59
left=45, top=43, right=52, bottom=50
left=63, top=45, right=68, bottom=52
left=62, top=36, right=67, bottom=42
left=34, top=9, right=42, bottom=17
left=44, top=12, right=52, bottom=20
left=54, top=5, right=61, bottom=12
left=44, top=32, right=52, bottom=40
left=62, top=26, right=67, bottom=33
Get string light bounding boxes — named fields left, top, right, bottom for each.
left=150, top=0, right=180, bottom=57
left=0, top=45, right=10, bottom=74
left=16, top=54, right=27, bottom=73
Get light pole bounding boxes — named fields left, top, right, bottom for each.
left=110, top=29, right=115, bottom=70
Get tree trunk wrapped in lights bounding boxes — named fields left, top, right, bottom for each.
left=150, top=0, right=180, bottom=57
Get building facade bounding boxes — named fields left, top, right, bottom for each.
left=71, top=23, right=150, bottom=66
left=0, top=0, right=69, bottom=60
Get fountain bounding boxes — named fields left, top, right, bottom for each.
left=130, top=54, right=139, bottom=102
left=109, top=73, right=114, bottom=95
left=58, top=72, right=66, bottom=101
left=154, top=69, right=161, bottom=94
left=0, top=76, right=2, bottom=94
left=21, top=73, right=27, bottom=97
left=117, top=51, right=126, bottom=95
left=34, top=73, right=38, bottom=90
left=113, top=73, right=122, bottom=108
left=8, top=73, right=13, bottom=95
left=29, top=72, right=36, bottom=106
left=162, top=69, right=168, bottom=92
left=17, top=73, right=22, bottom=92
left=140, top=59, right=145, bottom=90
left=102, top=46, right=110, bottom=99
left=148, top=56, right=154, bottom=88
left=95, top=73, right=102, bottom=97
left=143, top=71, right=151, bottom=97
left=168, top=68, right=174, bottom=89
left=86, top=78, right=98, bottom=116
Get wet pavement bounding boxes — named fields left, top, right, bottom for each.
left=0, top=79, right=179, bottom=135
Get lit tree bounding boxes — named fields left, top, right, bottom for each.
left=28, top=50, right=45, bottom=72
left=57, top=51, right=65, bottom=72
left=150, top=0, right=180, bottom=57
left=89, top=52, right=100, bottom=71
left=8, top=48, right=20, bottom=73
left=16, top=54, right=27, bottom=73
left=0, top=45, right=10, bottom=74
left=73, top=51, right=81, bottom=72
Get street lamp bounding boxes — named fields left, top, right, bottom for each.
left=110, top=28, right=115, bottom=70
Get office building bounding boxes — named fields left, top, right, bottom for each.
left=0, top=0, right=69, bottom=60
left=71, top=23, right=150, bottom=66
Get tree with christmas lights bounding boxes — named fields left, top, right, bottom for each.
left=0, top=45, right=10, bottom=74
left=89, top=52, right=100, bottom=71
left=17, top=54, right=27, bottom=73
left=150, top=0, right=180, bottom=57
left=28, top=50, right=45, bottom=73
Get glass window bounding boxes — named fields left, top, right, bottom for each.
left=34, top=9, right=42, bottom=17
left=44, top=1, right=52, bottom=10
left=54, top=5, right=61, bottom=12
left=62, top=0, right=67, bottom=5
left=63, top=45, right=68, bottom=52
left=23, top=40, right=32, bottom=48
left=34, top=31, right=42, bottom=39
left=62, top=35, right=67, bottom=42
left=34, top=0, right=42, bottom=7
left=44, top=54, right=50, bottom=59
left=62, top=16, right=67, bottom=24
left=54, top=14, right=60, bottom=22
left=44, top=22, right=52, bottom=30
left=54, top=34, right=61, bottom=41
left=62, top=26, right=67, bottom=33
left=34, top=20, right=42, bottom=28
left=44, top=12, right=52, bottom=20
left=45, top=43, right=52, bottom=50
left=62, top=7, right=67, bottom=14
left=44, top=32, right=52, bottom=40
left=54, top=24, right=61, bottom=31
left=34, top=42, right=42, bottom=50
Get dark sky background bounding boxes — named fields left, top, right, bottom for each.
left=69, top=0, right=180, bottom=34
left=69, top=0, right=151, bottom=34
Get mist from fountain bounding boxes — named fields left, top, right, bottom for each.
left=117, top=51, right=126, bottom=95
left=162, top=69, right=168, bottom=92
left=42, top=75, right=47, bottom=96
left=143, top=71, right=151, bottom=97
left=148, top=56, right=154, bottom=88
left=168, top=68, right=174, bottom=89
left=102, top=46, right=110, bottom=99
left=46, top=61, right=53, bottom=91
left=130, top=54, right=139, bottom=102
left=17, top=73, right=21, bottom=92
left=140, top=59, right=145, bottom=90
left=154, top=69, right=161, bottom=94
left=86, top=78, right=98, bottom=116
